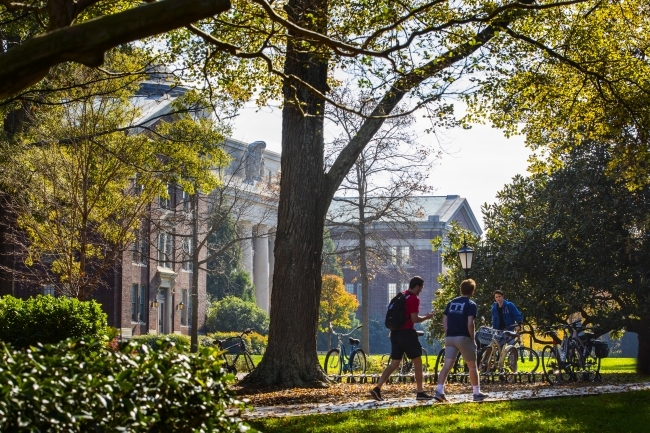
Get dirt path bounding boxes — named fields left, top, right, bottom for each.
left=236, top=381, right=650, bottom=420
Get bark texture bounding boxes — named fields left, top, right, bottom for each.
left=243, top=0, right=330, bottom=387
left=637, top=319, right=650, bottom=376
left=0, top=0, right=231, bottom=99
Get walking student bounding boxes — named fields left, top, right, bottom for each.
left=434, top=278, right=488, bottom=402
left=370, top=276, right=435, bottom=401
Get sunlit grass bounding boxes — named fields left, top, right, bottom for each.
left=250, top=389, right=650, bottom=432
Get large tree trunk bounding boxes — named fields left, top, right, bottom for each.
left=242, top=0, right=330, bottom=387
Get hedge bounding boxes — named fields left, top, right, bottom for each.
left=0, top=295, right=108, bottom=349
left=205, top=296, right=269, bottom=335
left=131, top=332, right=267, bottom=355
left=0, top=338, right=254, bottom=432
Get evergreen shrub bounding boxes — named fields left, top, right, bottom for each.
left=129, top=333, right=191, bottom=351
left=0, top=295, right=108, bottom=349
left=205, top=296, right=269, bottom=335
left=0, top=338, right=253, bottom=432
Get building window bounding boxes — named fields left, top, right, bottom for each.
left=159, top=183, right=173, bottom=209
left=131, top=284, right=138, bottom=322
left=181, top=289, right=188, bottom=326
left=158, top=232, right=173, bottom=268
left=345, top=283, right=354, bottom=293
left=401, top=283, right=409, bottom=292
left=182, top=190, right=190, bottom=212
left=390, top=247, right=398, bottom=265
left=181, top=238, right=193, bottom=271
left=388, top=283, right=397, bottom=302
left=139, top=285, right=146, bottom=322
left=401, top=246, right=411, bottom=265
left=43, top=285, right=55, bottom=296
left=132, top=228, right=147, bottom=265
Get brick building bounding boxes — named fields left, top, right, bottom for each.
left=328, top=195, right=482, bottom=319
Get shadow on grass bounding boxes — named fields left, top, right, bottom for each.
left=250, top=390, right=650, bottom=433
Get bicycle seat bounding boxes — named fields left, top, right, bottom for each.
left=416, top=330, right=424, bottom=337
left=349, top=337, right=360, bottom=346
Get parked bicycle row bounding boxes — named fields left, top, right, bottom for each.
left=213, top=275, right=609, bottom=396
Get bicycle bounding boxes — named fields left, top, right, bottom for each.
left=434, top=347, right=466, bottom=383
left=476, top=326, right=539, bottom=378
left=214, top=328, right=256, bottom=378
left=541, top=321, right=602, bottom=385
left=380, top=330, right=429, bottom=375
left=324, top=324, right=366, bottom=376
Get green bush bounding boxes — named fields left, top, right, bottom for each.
left=130, top=333, right=191, bottom=351
left=206, top=331, right=268, bottom=354
left=0, top=338, right=254, bottom=432
left=0, top=295, right=108, bottom=349
left=206, top=296, right=269, bottom=335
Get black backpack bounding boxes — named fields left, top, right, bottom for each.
left=385, top=292, right=410, bottom=330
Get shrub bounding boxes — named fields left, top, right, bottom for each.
left=0, top=295, right=108, bottom=349
left=0, top=338, right=254, bottom=432
left=205, top=296, right=269, bottom=335
left=206, top=331, right=268, bottom=355
left=130, top=333, right=191, bottom=351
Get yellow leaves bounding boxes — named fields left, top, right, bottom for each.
left=319, top=275, right=359, bottom=331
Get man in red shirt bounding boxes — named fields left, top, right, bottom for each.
left=370, top=276, right=435, bottom=401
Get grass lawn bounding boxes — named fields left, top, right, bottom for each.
left=600, top=357, right=636, bottom=373
left=249, top=389, right=650, bottom=432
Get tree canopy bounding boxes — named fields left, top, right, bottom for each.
left=446, top=140, right=650, bottom=374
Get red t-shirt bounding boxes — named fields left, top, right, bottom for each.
left=401, top=290, right=420, bottom=330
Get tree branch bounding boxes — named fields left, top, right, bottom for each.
left=0, top=0, right=231, bottom=99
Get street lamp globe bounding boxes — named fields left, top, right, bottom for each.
left=457, top=239, right=474, bottom=277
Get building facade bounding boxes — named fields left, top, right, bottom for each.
left=328, top=195, right=482, bottom=319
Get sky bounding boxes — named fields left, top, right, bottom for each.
left=230, top=103, right=533, bottom=232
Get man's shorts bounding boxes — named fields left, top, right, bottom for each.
left=445, top=336, right=477, bottom=363
left=390, top=329, right=422, bottom=360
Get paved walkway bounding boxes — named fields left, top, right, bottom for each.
left=239, top=382, right=650, bottom=420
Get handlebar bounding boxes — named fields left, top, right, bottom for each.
left=329, top=323, right=362, bottom=337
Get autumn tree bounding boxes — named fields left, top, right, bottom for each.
left=325, top=89, right=437, bottom=354
left=0, top=53, right=229, bottom=299
left=319, top=274, right=359, bottom=351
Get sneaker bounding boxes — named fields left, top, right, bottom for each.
left=473, top=392, right=489, bottom=402
left=416, top=392, right=434, bottom=400
left=433, top=391, right=447, bottom=402
left=370, top=386, right=384, bottom=401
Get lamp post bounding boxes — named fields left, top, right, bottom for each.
left=457, top=238, right=474, bottom=278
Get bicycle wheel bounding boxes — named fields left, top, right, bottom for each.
left=502, top=346, right=519, bottom=375
left=324, top=349, right=342, bottom=375
left=479, top=346, right=494, bottom=373
left=575, top=345, right=601, bottom=382
left=239, top=351, right=256, bottom=375
left=421, top=348, right=429, bottom=373
left=434, top=348, right=445, bottom=379
left=222, top=353, right=238, bottom=375
left=542, top=345, right=567, bottom=385
left=350, top=349, right=367, bottom=375
left=398, top=353, right=412, bottom=375
left=515, top=346, right=540, bottom=374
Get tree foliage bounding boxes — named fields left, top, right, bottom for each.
left=0, top=53, right=229, bottom=299
left=206, top=295, right=270, bottom=335
left=319, top=275, right=359, bottom=350
left=206, top=211, right=255, bottom=302
left=465, top=140, right=650, bottom=374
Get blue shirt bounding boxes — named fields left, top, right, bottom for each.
left=491, top=300, right=523, bottom=331
left=444, top=296, right=477, bottom=338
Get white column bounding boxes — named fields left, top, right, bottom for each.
left=253, top=226, right=269, bottom=313
left=239, top=222, right=254, bottom=278
left=267, top=234, right=275, bottom=310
